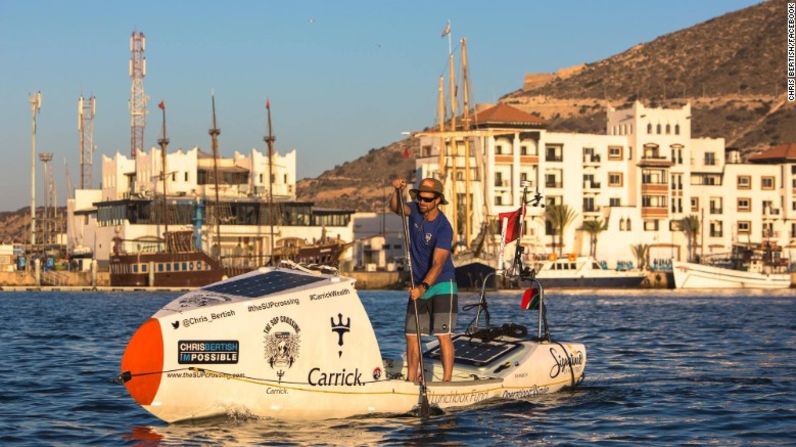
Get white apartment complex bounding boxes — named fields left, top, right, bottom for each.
left=415, top=101, right=796, bottom=267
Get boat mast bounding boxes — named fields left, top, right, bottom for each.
left=437, top=76, right=446, bottom=179
left=157, top=101, right=169, bottom=250
left=448, top=48, right=458, bottom=250
left=461, top=37, right=472, bottom=250
left=209, top=95, right=222, bottom=260
left=264, top=99, right=276, bottom=266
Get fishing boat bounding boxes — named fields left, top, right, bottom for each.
left=530, top=255, right=646, bottom=288
left=672, top=242, right=791, bottom=289
left=118, top=263, right=586, bottom=422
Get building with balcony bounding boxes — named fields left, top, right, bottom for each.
left=414, top=101, right=796, bottom=268
left=67, top=146, right=356, bottom=267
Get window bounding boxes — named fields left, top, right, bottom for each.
left=165, top=263, right=171, bottom=272
left=172, top=172, right=176, bottom=181
left=158, top=263, right=164, bottom=272
left=709, top=198, right=723, bottom=214
left=642, top=195, right=666, bottom=207
left=545, top=145, right=562, bottom=162
left=704, top=152, right=716, bottom=166
left=133, top=264, right=138, bottom=273
left=691, top=198, right=699, bottom=212
left=644, top=220, right=659, bottom=231
left=710, top=221, right=723, bottom=238
left=737, top=175, right=751, bottom=189
left=141, top=264, right=147, bottom=273
left=737, top=198, right=751, bottom=212
left=761, top=176, right=775, bottom=190
left=656, top=124, right=661, bottom=134
left=608, top=146, right=623, bottom=160
left=182, top=262, right=188, bottom=271
left=666, top=124, right=671, bottom=134
left=259, top=173, right=263, bottom=183
left=675, top=124, right=680, bottom=135
left=184, top=172, right=189, bottom=182
left=495, top=196, right=503, bottom=206
left=670, top=220, right=683, bottom=231
left=647, top=123, right=652, bottom=134
left=737, top=221, right=751, bottom=234
left=608, top=172, right=623, bottom=187
left=583, top=197, right=596, bottom=212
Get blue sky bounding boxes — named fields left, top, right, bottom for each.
left=0, top=0, right=759, bottom=210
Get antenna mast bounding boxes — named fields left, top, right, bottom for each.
left=209, top=95, right=222, bottom=260
left=78, top=95, right=96, bottom=189
left=264, top=99, right=276, bottom=265
left=157, top=101, right=169, bottom=246
left=129, top=31, right=148, bottom=157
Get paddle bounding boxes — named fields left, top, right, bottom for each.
left=397, top=185, right=431, bottom=419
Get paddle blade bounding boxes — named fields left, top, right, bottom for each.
left=410, top=401, right=444, bottom=418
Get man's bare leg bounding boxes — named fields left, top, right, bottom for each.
left=437, top=334, right=454, bottom=382
left=405, top=334, right=420, bottom=383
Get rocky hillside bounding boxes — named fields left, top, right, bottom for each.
left=503, top=0, right=794, bottom=152
left=296, top=138, right=418, bottom=211
left=297, top=0, right=792, bottom=212
left=0, top=207, right=66, bottom=244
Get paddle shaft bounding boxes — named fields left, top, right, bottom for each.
left=396, top=186, right=431, bottom=418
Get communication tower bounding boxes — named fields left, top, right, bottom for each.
left=78, top=95, right=96, bottom=189
left=129, top=31, right=148, bottom=157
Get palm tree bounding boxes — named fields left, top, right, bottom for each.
left=545, top=204, right=578, bottom=256
left=581, top=218, right=606, bottom=258
left=631, top=243, right=649, bottom=270
left=681, top=214, right=700, bottom=262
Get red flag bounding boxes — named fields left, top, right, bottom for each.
left=402, top=147, right=410, bottom=159
left=520, top=287, right=540, bottom=310
left=499, top=207, right=525, bottom=243
left=266, top=98, right=270, bottom=110
left=158, top=100, right=165, bottom=110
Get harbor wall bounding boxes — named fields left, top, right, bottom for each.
left=343, top=271, right=400, bottom=290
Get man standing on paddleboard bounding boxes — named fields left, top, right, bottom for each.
left=390, top=177, right=458, bottom=382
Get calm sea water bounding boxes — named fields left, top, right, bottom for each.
left=1, top=288, right=794, bottom=446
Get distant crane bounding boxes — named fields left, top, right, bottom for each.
left=129, top=31, right=148, bottom=157
left=78, top=95, right=96, bottom=189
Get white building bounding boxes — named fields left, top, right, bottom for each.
left=415, top=101, right=796, bottom=268
left=67, top=146, right=355, bottom=267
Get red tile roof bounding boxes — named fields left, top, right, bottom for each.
left=472, top=103, right=547, bottom=128
left=748, top=143, right=796, bottom=163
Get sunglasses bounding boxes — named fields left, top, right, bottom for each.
left=417, top=195, right=438, bottom=203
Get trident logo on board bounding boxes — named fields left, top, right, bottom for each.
left=331, top=313, right=350, bottom=358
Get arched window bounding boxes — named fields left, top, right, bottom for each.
left=647, top=123, right=652, bottom=134
left=675, top=124, right=680, bottom=135
left=656, top=124, right=661, bottom=134
left=666, top=124, right=671, bottom=134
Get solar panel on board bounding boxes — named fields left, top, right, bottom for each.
left=204, top=271, right=326, bottom=298
left=426, top=335, right=520, bottom=366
